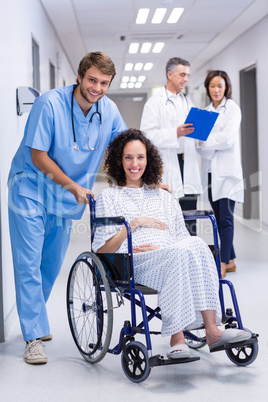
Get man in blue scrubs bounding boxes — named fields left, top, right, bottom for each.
left=8, top=51, right=127, bottom=364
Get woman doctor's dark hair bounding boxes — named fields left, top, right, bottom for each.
left=204, top=70, right=232, bottom=101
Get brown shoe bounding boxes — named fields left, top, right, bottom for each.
left=226, top=265, right=236, bottom=273
left=40, top=334, right=53, bottom=341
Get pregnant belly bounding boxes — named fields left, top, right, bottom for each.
left=132, top=228, right=174, bottom=248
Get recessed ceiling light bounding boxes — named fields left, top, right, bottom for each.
left=167, top=8, right=184, bottom=23
left=125, top=63, right=133, bottom=71
left=136, top=8, right=150, bottom=24
left=129, top=43, right=139, bottom=54
left=152, top=42, right=165, bottom=53
left=134, top=63, right=144, bottom=71
left=127, top=83, right=135, bottom=88
left=120, top=83, right=127, bottom=89
left=152, top=8, right=167, bottom=24
left=135, top=83, right=142, bottom=89
left=141, top=42, right=152, bottom=53
left=130, top=76, right=137, bottom=83
left=138, top=76, right=146, bottom=82
left=133, top=96, right=144, bottom=101
left=122, top=76, right=129, bottom=83
left=144, top=63, right=153, bottom=71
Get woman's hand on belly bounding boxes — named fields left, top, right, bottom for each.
left=133, top=244, right=160, bottom=253
left=131, top=217, right=168, bottom=231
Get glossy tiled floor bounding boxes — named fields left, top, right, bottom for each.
left=0, top=186, right=267, bottom=401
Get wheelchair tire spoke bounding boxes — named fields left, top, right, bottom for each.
left=67, top=252, right=113, bottom=363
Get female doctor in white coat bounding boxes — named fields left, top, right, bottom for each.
left=197, top=70, right=243, bottom=278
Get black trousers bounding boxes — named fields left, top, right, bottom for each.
left=178, top=154, right=197, bottom=236
left=208, top=173, right=236, bottom=263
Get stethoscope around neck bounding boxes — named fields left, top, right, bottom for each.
left=216, top=97, right=228, bottom=112
left=71, top=85, right=102, bottom=151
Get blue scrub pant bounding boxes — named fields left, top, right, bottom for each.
left=208, top=173, right=236, bottom=264
left=8, top=180, right=72, bottom=341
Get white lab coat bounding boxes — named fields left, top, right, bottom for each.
left=197, top=97, right=244, bottom=202
left=140, top=86, right=202, bottom=198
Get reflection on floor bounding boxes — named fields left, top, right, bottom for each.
left=0, top=184, right=267, bottom=401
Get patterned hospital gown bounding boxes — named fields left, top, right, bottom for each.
left=92, top=185, right=222, bottom=337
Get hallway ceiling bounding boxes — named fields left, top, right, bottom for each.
left=40, top=0, right=265, bottom=92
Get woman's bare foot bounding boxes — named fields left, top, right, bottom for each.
left=170, top=331, right=185, bottom=347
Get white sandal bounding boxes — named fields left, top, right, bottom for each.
left=167, top=344, right=191, bottom=359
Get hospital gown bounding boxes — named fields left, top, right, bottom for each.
left=92, top=186, right=222, bottom=336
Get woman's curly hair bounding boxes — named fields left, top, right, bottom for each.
left=104, top=128, right=163, bottom=187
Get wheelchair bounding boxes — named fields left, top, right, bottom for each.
left=66, top=195, right=259, bottom=383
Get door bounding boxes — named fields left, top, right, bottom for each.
left=239, top=65, right=259, bottom=219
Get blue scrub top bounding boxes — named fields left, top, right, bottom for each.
left=8, top=85, right=127, bottom=219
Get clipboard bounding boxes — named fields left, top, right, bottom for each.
left=184, top=107, right=219, bottom=141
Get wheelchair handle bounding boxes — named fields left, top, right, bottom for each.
left=87, top=194, right=126, bottom=226
left=87, top=194, right=133, bottom=255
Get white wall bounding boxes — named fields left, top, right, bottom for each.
left=189, top=15, right=268, bottom=226
left=0, top=0, right=76, bottom=338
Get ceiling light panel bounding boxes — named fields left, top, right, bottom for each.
left=138, top=76, right=146, bottom=82
left=132, top=97, right=144, bottom=102
left=151, top=8, right=167, bottom=24
left=152, top=42, right=165, bottom=53
left=129, top=43, right=139, bottom=53
left=140, top=42, right=152, bottom=53
left=134, top=63, right=143, bottom=71
left=125, top=63, right=133, bottom=71
left=144, top=63, right=153, bottom=71
left=136, top=8, right=149, bottom=24
left=167, top=8, right=184, bottom=23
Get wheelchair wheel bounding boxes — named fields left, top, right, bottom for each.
left=225, top=342, right=258, bottom=366
left=184, top=329, right=207, bottom=349
left=121, top=341, right=151, bottom=383
left=67, top=252, right=113, bottom=364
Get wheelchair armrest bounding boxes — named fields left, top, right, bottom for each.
left=92, top=217, right=133, bottom=256
left=183, top=209, right=214, bottom=218
left=92, top=216, right=125, bottom=226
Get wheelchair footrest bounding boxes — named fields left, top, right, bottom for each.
left=209, top=333, right=259, bottom=353
left=149, top=354, right=200, bottom=367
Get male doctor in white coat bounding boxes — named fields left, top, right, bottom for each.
left=140, top=57, right=202, bottom=235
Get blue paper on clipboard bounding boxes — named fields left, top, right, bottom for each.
left=184, top=107, right=219, bottom=141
